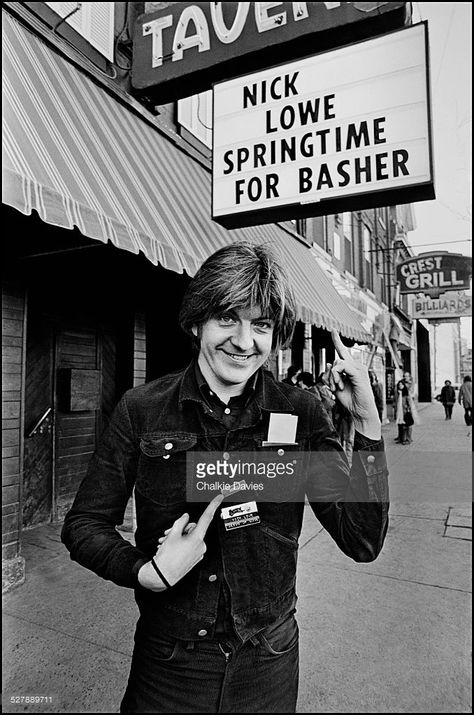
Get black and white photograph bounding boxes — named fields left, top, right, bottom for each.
left=2, top=2, right=471, bottom=713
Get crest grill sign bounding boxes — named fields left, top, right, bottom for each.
left=396, top=252, right=472, bottom=298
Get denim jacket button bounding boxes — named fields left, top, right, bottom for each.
left=367, top=455, right=376, bottom=464
left=223, top=452, right=230, bottom=460
left=208, top=574, right=217, bottom=582
left=165, top=442, right=173, bottom=450
left=198, top=629, right=208, bottom=637
left=278, top=448, right=285, bottom=456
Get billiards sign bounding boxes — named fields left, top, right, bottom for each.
left=212, top=22, right=434, bottom=228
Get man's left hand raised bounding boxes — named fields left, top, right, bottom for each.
left=330, top=330, right=381, bottom=441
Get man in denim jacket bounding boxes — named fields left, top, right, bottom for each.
left=62, top=242, right=389, bottom=713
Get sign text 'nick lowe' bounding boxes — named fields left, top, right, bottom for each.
left=212, top=22, right=434, bottom=229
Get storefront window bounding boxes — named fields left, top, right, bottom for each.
left=278, top=348, right=293, bottom=382
left=342, top=212, right=353, bottom=274
left=363, top=225, right=373, bottom=291
left=303, top=323, right=313, bottom=373
left=44, top=2, right=115, bottom=61
left=177, top=91, right=213, bottom=148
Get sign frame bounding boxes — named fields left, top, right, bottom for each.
left=411, top=292, right=472, bottom=320
left=132, top=2, right=410, bottom=104
left=397, top=252, right=472, bottom=298
left=211, top=21, right=435, bottom=229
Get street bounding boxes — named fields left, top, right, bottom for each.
left=2, top=402, right=472, bottom=714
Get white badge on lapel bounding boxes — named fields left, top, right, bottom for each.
left=262, top=413, right=298, bottom=446
left=221, top=501, right=260, bottom=531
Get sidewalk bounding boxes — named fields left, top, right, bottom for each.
left=2, top=402, right=471, bottom=713
left=297, top=401, right=471, bottom=713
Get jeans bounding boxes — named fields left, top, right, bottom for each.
left=444, top=405, right=454, bottom=419
left=120, top=613, right=299, bottom=713
left=396, top=425, right=412, bottom=443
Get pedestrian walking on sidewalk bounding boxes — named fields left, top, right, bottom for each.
left=61, top=242, right=389, bottom=714
left=395, top=371, right=419, bottom=444
left=458, top=375, right=472, bottom=425
left=440, top=380, right=456, bottom=420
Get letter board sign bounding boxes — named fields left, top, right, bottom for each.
left=212, top=22, right=434, bottom=229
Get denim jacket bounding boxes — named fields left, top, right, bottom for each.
left=61, top=362, right=389, bottom=642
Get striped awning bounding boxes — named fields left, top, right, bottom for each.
left=2, top=11, right=369, bottom=344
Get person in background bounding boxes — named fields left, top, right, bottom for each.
left=314, top=367, right=355, bottom=463
left=368, top=370, right=384, bottom=423
left=315, top=371, right=337, bottom=417
left=332, top=400, right=355, bottom=465
left=440, top=379, right=456, bottom=420
left=395, top=371, right=419, bottom=445
left=281, top=364, right=302, bottom=386
left=458, top=375, right=472, bottom=426
left=296, top=371, right=318, bottom=395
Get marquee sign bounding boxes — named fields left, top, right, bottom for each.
left=132, top=2, right=410, bottom=103
left=397, top=252, right=472, bottom=298
left=411, top=292, right=472, bottom=320
left=212, top=22, right=434, bottom=228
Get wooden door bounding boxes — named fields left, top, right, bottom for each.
left=23, top=316, right=54, bottom=527
left=54, top=327, right=100, bottom=521
left=23, top=303, right=120, bottom=526
left=54, top=326, right=117, bottom=521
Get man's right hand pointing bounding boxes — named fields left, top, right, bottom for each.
left=138, top=494, right=224, bottom=592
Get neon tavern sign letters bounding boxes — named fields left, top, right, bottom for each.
left=143, top=3, right=372, bottom=69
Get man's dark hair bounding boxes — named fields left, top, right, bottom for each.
left=287, top=365, right=301, bottom=380
left=179, top=242, right=296, bottom=350
left=464, top=375, right=471, bottom=382
left=297, top=371, right=314, bottom=388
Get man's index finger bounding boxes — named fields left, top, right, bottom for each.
left=194, top=494, right=225, bottom=538
left=331, top=329, right=351, bottom=360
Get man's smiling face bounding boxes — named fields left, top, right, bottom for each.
left=193, top=306, right=274, bottom=395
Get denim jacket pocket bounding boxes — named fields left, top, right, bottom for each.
left=259, top=522, right=298, bottom=549
left=258, top=612, right=299, bottom=656
left=253, top=437, right=308, bottom=503
left=136, top=434, right=197, bottom=505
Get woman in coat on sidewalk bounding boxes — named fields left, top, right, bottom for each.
left=395, top=372, right=420, bottom=445
left=440, top=380, right=456, bottom=420
left=458, top=375, right=472, bottom=425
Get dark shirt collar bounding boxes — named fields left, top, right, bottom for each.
left=179, top=360, right=294, bottom=413
left=194, top=360, right=258, bottom=409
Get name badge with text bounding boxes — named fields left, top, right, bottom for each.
left=221, top=501, right=260, bottom=531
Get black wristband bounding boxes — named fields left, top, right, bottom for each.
left=151, top=558, right=172, bottom=589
